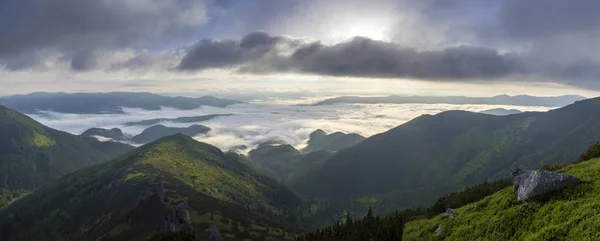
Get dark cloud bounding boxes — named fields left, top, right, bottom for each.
left=70, top=51, right=96, bottom=71
left=178, top=33, right=524, bottom=80
left=495, top=0, right=600, bottom=40
left=178, top=32, right=600, bottom=90
left=288, top=38, right=523, bottom=79
left=0, top=0, right=208, bottom=69
left=179, top=32, right=287, bottom=71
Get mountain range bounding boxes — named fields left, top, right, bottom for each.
left=0, top=92, right=242, bottom=114
left=312, top=94, right=586, bottom=107
left=0, top=105, right=133, bottom=207
left=246, top=130, right=365, bottom=183
left=3, top=95, right=600, bottom=240
left=122, top=114, right=234, bottom=126
left=0, top=134, right=302, bottom=240
left=293, top=97, right=600, bottom=213
left=302, top=129, right=365, bottom=153
left=80, top=124, right=211, bottom=144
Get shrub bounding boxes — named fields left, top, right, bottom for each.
left=579, top=142, right=600, bottom=161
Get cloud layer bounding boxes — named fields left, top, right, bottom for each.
left=27, top=102, right=552, bottom=153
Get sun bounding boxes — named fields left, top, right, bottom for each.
left=325, top=19, right=391, bottom=43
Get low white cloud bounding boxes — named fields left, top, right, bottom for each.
left=28, top=103, right=552, bottom=152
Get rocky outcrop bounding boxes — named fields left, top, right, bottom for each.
left=434, top=224, right=442, bottom=235
left=445, top=208, right=457, bottom=217
left=209, top=224, right=224, bottom=241
left=512, top=169, right=581, bottom=201
left=160, top=202, right=191, bottom=232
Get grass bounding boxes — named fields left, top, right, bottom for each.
left=32, top=131, right=56, bottom=147
left=403, top=157, right=600, bottom=240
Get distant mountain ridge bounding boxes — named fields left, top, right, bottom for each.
left=0, top=105, right=133, bottom=207
left=0, top=92, right=242, bottom=114
left=131, top=124, right=211, bottom=144
left=293, top=97, right=600, bottom=212
left=123, top=114, right=234, bottom=126
left=303, top=129, right=365, bottom=153
left=246, top=130, right=365, bottom=184
left=81, top=125, right=211, bottom=144
left=312, top=94, right=586, bottom=107
left=80, top=127, right=130, bottom=141
left=479, top=108, right=523, bottom=115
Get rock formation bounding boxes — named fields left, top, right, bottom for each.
left=512, top=169, right=581, bottom=201
left=209, top=224, right=223, bottom=241
left=445, top=208, right=457, bottom=217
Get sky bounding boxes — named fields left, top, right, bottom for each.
left=1, top=0, right=600, bottom=98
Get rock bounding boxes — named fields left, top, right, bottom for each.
left=160, top=202, right=191, bottom=232
left=512, top=169, right=581, bottom=201
left=209, top=224, right=223, bottom=241
left=445, top=208, right=457, bottom=217
left=434, top=224, right=442, bottom=235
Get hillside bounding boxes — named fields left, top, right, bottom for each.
left=80, top=127, right=129, bottom=141
left=131, top=124, right=211, bottom=144
left=0, top=105, right=133, bottom=207
left=403, top=157, right=600, bottom=240
left=293, top=97, right=600, bottom=212
left=312, top=94, right=585, bottom=107
left=302, top=129, right=365, bottom=153
left=0, top=134, right=303, bottom=241
left=248, top=143, right=334, bottom=184
left=0, top=92, right=242, bottom=114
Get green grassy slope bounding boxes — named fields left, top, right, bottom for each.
left=403, top=158, right=600, bottom=240
left=0, top=134, right=302, bottom=241
left=0, top=105, right=133, bottom=207
left=293, top=98, right=600, bottom=212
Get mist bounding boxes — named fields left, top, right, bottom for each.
left=28, top=102, right=552, bottom=152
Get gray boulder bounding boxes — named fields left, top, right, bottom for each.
left=209, top=224, right=223, bottom=241
left=512, top=169, right=581, bottom=201
left=434, top=224, right=442, bottom=235
left=444, top=208, right=457, bottom=217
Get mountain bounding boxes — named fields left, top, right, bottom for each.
left=0, top=134, right=303, bottom=241
left=123, top=114, right=234, bottom=126
left=312, top=94, right=586, bottom=107
left=80, top=127, right=129, bottom=141
left=0, top=105, right=134, bottom=207
left=248, top=143, right=333, bottom=184
left=0, top=92, right=242, bottom=114
left=131, top=124, right=211, bottom=144
left=249, top=143, right=302, bottom=181
left=303, top=129, right=365, bottom=153
left=293, top=97, right=600, bottom=211
left=479, top=108, right=523, bottom=115
left=403, top=157, right=600, bottom=240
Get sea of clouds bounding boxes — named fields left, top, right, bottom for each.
left=28, top=103, right=552, bottom=153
